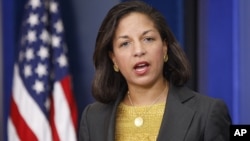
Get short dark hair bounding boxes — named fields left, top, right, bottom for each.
left=92, top=0, right=191, bottom=103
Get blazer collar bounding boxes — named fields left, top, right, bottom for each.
left=107, top=87, right=126, bottom=141
left=157, top=85, right=196, bottom=141
left=107, top=85, right=196, bottom=141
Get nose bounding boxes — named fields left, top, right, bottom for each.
left=133, top=42, right=146, bottom=57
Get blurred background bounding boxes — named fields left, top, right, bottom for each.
left=1, top=0, right=250, bottom=140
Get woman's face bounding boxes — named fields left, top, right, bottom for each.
left=110, top=12, right=167, bottom=87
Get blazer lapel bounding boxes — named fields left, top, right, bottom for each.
left=107, top=88, right=126, bottom=141
left=106, top=85, right=196, bottom=141
left=157, top=86, right=196, bottom=141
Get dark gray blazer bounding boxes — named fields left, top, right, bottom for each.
left=79, top=86, right=231, bottom=141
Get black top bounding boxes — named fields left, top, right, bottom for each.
left=79, top=85, right=231, bottom=141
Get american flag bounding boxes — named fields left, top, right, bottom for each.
left=7, top=0, right=78, bottom=140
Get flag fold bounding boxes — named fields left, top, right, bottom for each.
left=8, top=0, right=78, bottom=140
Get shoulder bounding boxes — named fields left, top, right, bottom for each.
left=171, top=86, right=231, bottom=127
left=79, top=101, right=115, bottom=140
left=82, top=102, right=114, bottom=119
left=173, top=86, right=231, bottom=140
left=79, top=102, right=115, bottom=140
left=173, top=86, right=229, bottom=112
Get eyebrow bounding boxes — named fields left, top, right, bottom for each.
left=142, top=29, right=154, bottom=36
left=116, top=29, right=154, bottom=40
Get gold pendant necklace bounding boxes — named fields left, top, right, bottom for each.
left=127, top=85, right=167, bottom=127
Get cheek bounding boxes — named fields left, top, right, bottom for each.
left=114, top=53, right=130, bottom=68
left=152, top=47, right=165, bottom=60
left=116, top=57, right=131, bottom=78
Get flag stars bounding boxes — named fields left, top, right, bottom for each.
left=41, top=14, right=48, bottom=24
left=27, top=30, right=37, bottom=43
left=12, top=0, right=77, bottom=134
left=44, top=98, right=51, bottom=111
left=40, top=30, right=50, bottom=43
left=29, top=0, right=41, bottom=9
left=38, top=46, right=49, bottom=60
left=51, top=35, right=60, bottom=48
left=50, top=2, right=58, bottom=13
left=33, top=80, right=45, bottom=94
left=57, top=54, right=67, bottom=67
left=24, top=64, right=32, bottom=77
left=27, top=13, right=39, bottom=27
left=35, top=63, right=47, bottom=77
left=54, top=20, right=63, bottom=33
left=25, top=48, right=34, bottom=61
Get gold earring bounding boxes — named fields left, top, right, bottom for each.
left=113, top=64, right=119, bottom=72
left=164, top=54, right=168, bottom=62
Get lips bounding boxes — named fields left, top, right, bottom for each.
left=133, top=61, right=149, bottom=75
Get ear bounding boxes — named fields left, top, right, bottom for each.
left=109, top=51, right=116, bottom=64
left=163, top=40, right=168, bottom=56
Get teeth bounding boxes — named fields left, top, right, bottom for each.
left=138, top=64, right=145, bottom=67
left=136, top=67, right=146, bottom=72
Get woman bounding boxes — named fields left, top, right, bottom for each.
left=79, top=1, right=231, bottom=141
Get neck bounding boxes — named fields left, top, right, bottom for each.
left=126, top=81, right=169, bottom=106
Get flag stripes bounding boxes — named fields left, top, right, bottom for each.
left=7, top=0, right=78, bottom=140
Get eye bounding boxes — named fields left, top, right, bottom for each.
left=144, top=37, right=155, bottom=42
left=120, top=41, right=130, bottom=47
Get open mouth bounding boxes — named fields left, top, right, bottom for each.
left=134, top=62, right=149, bottom=74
